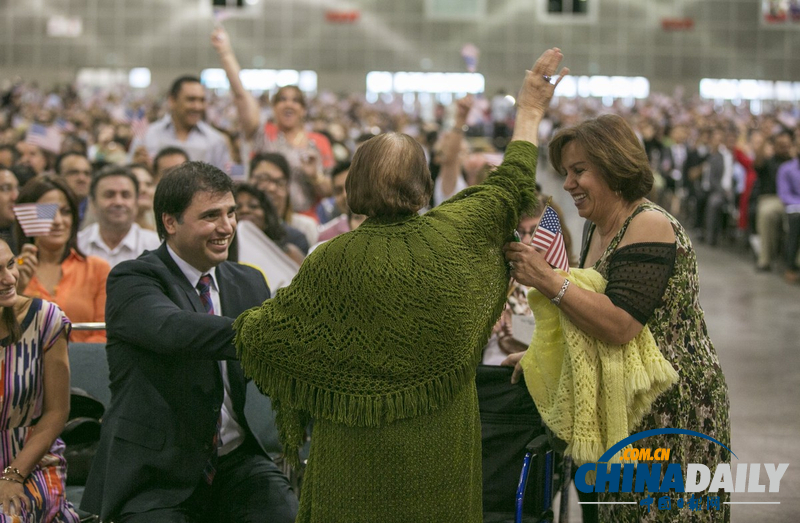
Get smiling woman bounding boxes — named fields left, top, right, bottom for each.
left=211, top=26, right=334, bottom=215
left=13, top=175, right=110, bottom=343
left=0, top=238, right=80, bottom=522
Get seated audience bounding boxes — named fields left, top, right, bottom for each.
left=78, top=166, right=160, bottom=267
left=0, top=238, right=79, bottom=522
left=14, top=175, right=110, bottom=343
left=55, top=151, right=93, bottom=223
left=0, top=167, right=19, bottom=253
left=777, top=133, right=800, bottom=283
left=15, top=142, right=51, bottom=175
left=153, top=146, right=190, bottom=182
left=129, top=163, right=157, bottom=231
left=0, top=145, right=19, bottom=169
left=231, top=183, right=305, bottom=265
left=249, top=153, right=316, bottom=254
left=754, top=130, right=793, bottom=271
left=315, top=162, right=351, bottom=225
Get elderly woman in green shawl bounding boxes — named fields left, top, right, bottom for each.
left=234, top=48, right=569, bottom=523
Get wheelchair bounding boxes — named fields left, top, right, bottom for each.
left=477, top=364, right=571, bottom=523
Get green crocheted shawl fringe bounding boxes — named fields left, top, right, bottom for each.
left=234, top=312, right=486, bottom=467
left=234, top=141, right=539, bottom=467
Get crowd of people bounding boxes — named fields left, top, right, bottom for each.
left=0, top=32, right=795, bottom=521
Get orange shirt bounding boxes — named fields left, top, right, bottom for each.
left=24, top=250, right=110, bottom=343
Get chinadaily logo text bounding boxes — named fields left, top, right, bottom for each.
left=575, top=428, right=788, bottom=513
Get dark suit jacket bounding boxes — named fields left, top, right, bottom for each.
left=81, top=244, right=270, bottom=520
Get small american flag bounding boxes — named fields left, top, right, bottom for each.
left=530, top=204, right=570, bottom=273
left=25, top=124, right=63, bottom=154
left=14, top=203, right=59, bottom=237
left=125, top=108, right=149, bottom=141
left=213, top=7, right=231, bottom=24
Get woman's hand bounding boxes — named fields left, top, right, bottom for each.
left=516, top=48, right=569, bottom=119
left=0, top=479, right=30, bottom=517
left=454, top=95, right=473, bottom=127
left=503, top=241, right=562, bottom=298
left=211, top=26, right=233, bottom=57
left=15, top=244, right=38, bottom=294
left=500, top=350, right=526, bottom=384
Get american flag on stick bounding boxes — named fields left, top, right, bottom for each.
left=125, top=108, right=149, bottom=141
left=25, top=123, right=63, bottom=154
left=14, top=203, right=59, bottom=237
left=530, top=198, right=570, bottom=273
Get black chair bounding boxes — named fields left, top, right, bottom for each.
left=477, top=364, right=555, bottom=523
left=67, top=342, right=109, bottom=523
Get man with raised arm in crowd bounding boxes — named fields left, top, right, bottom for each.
left=81, top=162, right=298, bottom=522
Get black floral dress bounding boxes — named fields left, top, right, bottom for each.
left=582, top=201, right=731, bottom=523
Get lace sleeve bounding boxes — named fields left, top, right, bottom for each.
left=605, top=242, right=677, bottom=325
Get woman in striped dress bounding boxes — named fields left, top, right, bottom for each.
left=0, top=238, right=78, bottom=522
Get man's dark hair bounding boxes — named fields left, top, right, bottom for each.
left=0, top=144, right=20, bottom=167
left=54, top=151, right=88, bottom=175
left=61, top=134, right=88, bottom=156
left=331, top=161, right=351, bottom=179
left=153, top=146, right=189, bottom=176
left=10, top=164, right=36, bottom=189
left=154, top=162, right=234, bottom=241
left=90, top=165, right=140, bottom=200
left=169, top=75, right=202, bottom=99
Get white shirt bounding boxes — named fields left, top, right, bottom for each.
left=78, top=222, right=161, bottom=268
left=166, top=244, right=246, bottom=457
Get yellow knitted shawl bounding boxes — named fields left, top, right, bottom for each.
left=520, top=268, right=678, bottom=465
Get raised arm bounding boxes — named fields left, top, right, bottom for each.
left=437, top=96, right=473, bottom=199
left=511, top=48, right=569, bottom=146
left=211, top=26, right=261, bottom=140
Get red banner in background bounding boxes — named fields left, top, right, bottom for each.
left=661, top=18, right=694, bottom=31
left=326, top=10, right=360, bottom=23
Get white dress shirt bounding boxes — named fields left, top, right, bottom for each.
left=166, top=244, right=246, bottom=456
left=78, top=222, right=161, bottom=268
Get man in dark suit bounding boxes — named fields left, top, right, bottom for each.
left=81, top=162, right=298, bottom=522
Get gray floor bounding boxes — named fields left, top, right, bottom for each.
left=535, top=168, right=800, bottom=523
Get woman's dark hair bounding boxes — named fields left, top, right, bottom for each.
left=14, top=175, right=84, bottom=263
left=271, top=86, right=306, bottom=109
left=548, top=114, right=654, bottom=202
left=154, top=161, right=234, bottom=241
left=346, top=133, right=433, bottom=217
left=1, top=237, right=22, bottom=344
left=249, top=153, right=291, bottom=181
left=1, top=304, right=22, bottom=346
left=234, top=184, right=287, bottom=245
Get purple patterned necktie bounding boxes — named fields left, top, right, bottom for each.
left=197, top=274, right=221, bottom=484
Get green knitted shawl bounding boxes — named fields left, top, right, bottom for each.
left=234, top=141, right=539, bottom=465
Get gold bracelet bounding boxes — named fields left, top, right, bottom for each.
left=2, top=466, right=22, bottom=478
left=0, top=476, right=22, bottom=484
